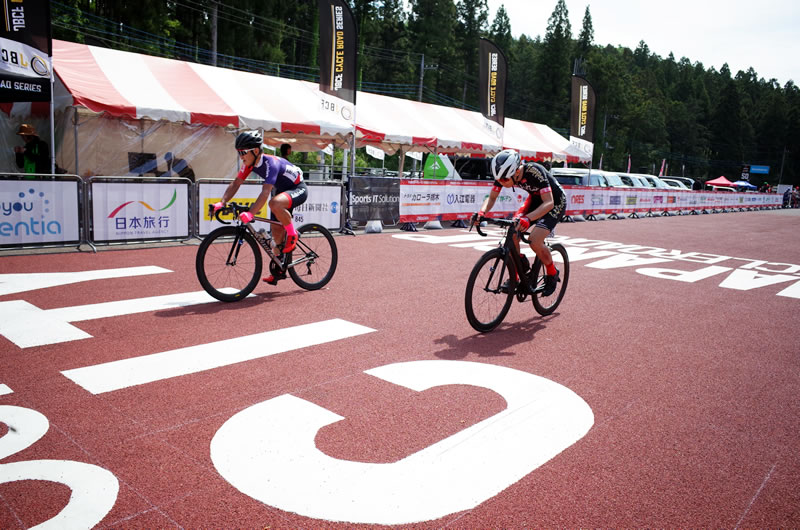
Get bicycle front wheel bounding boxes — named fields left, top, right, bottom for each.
left=288, top=223, right=338, bottom=290
left=532, top=243, right=570, bottom=316
left=464, top=248, right=516, bottom=332
left=196, top=226, right=263, bottom=302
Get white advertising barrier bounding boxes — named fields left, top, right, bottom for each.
left=0, top=178, right=81, bottom=246
left=197, top=181, right=342, bottom=236
left=398, top=179, right=527, bottom=223
left=90, top=180, right=190, bottom=242
left=562, top=187, right=781, bottom=216
left=291, top=183, right=342, bottom=230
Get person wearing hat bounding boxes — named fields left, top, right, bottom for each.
left=14, top=123, right=50, bottom=176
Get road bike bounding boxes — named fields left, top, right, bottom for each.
left=196, top=202, right=337, bottom=302
left=464, top=217, right=570, bottom=332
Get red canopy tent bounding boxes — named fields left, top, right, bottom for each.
left=706, top=176, right=735, bottom=186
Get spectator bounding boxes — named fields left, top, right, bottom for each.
left=14, top=123, right=49, bottom=176
left=783, top=188, right=792, bottom=208
left=164, top=151, right=195, bottom=182
left=280, top=143, right=292, bottom=159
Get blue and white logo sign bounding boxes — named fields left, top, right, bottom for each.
left=0, top=182, right=80, bottom=244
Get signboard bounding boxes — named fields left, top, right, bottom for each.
left=750, top=165, right=770, bottom=175
left=0, top=178, right=79, bottom=245
left=741, top=165, right=750, bottom=182
left=91, top=181, right=190, bottom=242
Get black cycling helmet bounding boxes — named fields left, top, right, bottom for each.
left=235, top=130, right=262, bottom=150
left=492, top=149, right=521, bottom=181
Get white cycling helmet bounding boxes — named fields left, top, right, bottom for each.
left=492, top=149, right=521, bottom=181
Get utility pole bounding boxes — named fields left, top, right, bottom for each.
left=417, top=54, right=438, bottom=102
left=778, top=146, right=787, bottom=185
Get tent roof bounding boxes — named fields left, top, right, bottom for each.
left=52, top=39, right=588, bottom=161
left=503, top=118, right=588, bottom=163
left=706, top=176, right=735, bottom=186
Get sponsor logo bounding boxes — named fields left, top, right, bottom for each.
left=0, top=187, right=62, bottom=236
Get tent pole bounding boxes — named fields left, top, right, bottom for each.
left=49, top=73, right=55, bottom=174
left=73, top=107, right=79, bottom=177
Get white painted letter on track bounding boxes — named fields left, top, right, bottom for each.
left=211, top=360, right=594, bottom=524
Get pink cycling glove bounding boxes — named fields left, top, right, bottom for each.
left=516, top=216, right=531, bottom=231
left=239, top=211, right=255, bottom=224
left=213, top=201, right=224, bottom=212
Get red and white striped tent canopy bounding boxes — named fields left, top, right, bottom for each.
left=52, top=39, right=354, bottom=151
left=503, top=117, right=589, bottom=163
left=51, top=39, right=588, bottom=162
left=354, top=91, right=502, bottom=155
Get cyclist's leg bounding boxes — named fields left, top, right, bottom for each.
left=269, top=184, right=307, bottom=253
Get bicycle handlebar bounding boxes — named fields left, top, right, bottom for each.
left=469, top=216, right=531, bottom=243
left=208, top=202, right=248, bottom=225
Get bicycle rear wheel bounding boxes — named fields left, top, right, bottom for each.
left=464, top=248, right=516, bottom=332
left=288, top=223, right=338, bottom=290
left=196, top=226, right=263, bottom=302
left=531, top=243, right=570, bottom=316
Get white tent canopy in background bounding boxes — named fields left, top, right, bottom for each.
left=43, top=39, right=589, bottom=179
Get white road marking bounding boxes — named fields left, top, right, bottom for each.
left=61, top=319, right=376, bottom=394
left=0, top=266, right=171, bottom=296
left=211, top=360, right=594, bottom=524
left=0, top=290, right=246, bottom=348
left=0, top=384, right=12, bottom=396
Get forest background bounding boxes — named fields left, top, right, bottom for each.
left=52, top=0, right=799, bottom=185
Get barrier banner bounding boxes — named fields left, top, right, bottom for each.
left=197, top=181, right=271, bottom=236
left=292, top=183, right=341, bottom=229
left=349, top=176, right=399, bottom=225
left=398, top=179, right=526, bottom=222
left=197, top=181, right=341, bottom=236
left=91, top=181, right=190, bottom=242
left=0, top=178, right=79, bottom=245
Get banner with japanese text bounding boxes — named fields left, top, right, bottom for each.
left=398, top=179, right=526, bottom=222
left=90, top=181, right=190, bottom=242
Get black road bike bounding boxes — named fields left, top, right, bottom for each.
left=464, top=217, right=570, bottom=332
left=196, top=202, right=337, bottom=302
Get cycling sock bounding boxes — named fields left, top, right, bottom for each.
left=546, top=262, right=557, bottom=276
left=282, top=222, right=298, bottom=253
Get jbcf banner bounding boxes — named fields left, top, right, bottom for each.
left=0, top=179, right=79, bottom=245
left=292, top=183, right=341, bottom=230
left=398, top=179, right=527, bottom=222
left=91, top=181, right=189, bottom=242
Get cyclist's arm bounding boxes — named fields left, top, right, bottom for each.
left=479, top=186, right=501, bottom=215
left=524, top=189, right=554, bottom=222
left=249, top=183, right=274, bottom=215
left=220, top=178, right=243, bottom=205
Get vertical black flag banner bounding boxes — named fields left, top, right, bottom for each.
left=318, top=0, right=357, bottom=109
left=0, top=0, right=51, bottom=102
left=479, top=38, right=507, bottom=144
left=569, top=70, right=596, bottom=161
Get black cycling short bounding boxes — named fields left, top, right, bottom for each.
left=271, top=181, right=307, bottom=221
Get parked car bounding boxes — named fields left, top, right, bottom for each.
left=661, top=178, right=690, bottom=190
left=550, top=167, right=613, bottom=187
left=634, top=174, right=671, bottom=189
left=663, top=175, right=696, bottom=189
left=618, top=173, right=650, bottom=188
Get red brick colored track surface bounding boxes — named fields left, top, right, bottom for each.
left=1, top=209, right=799, bottom=528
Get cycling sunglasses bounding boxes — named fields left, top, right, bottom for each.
left=237, top=148, right=253, bottom=156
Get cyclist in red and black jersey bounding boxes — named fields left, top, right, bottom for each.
left=213, top=130, right=307, bottom=285
left=472, top=149, right=566, bottom=296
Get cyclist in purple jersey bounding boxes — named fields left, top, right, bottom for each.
left=214, top=130, right=308, bottom=285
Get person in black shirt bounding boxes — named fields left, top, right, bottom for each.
left=14, top=123, right=49, bottom=176
left=473, top=149, right=566, bottom=296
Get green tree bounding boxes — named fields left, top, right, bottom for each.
left=534, top=0, right=573, bottom=127
left=489, top=5, right=512, bottom=54
left=576, top=5, right=593, bottom=59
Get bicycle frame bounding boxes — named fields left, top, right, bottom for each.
left=472, top=219, right=544, bottom=297
left=211, top=203, right=314, bottom=274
